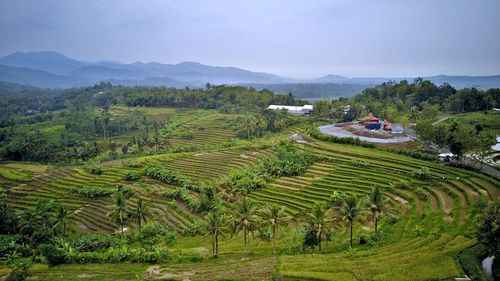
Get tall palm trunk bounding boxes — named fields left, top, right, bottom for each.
left=318, top=232, right=322, bottom=251
left=349, top=219, right=353, bottom=248
left=374, top=215, right=378, bottom=241
left=243, top=225, right=247, bottom=254
left=272, top=225, right=276, bottom=255
left=215, top=233, right=219, bottom=257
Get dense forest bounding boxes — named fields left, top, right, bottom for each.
left=0, top=82, right=303, bottom=163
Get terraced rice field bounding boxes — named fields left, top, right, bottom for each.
left=1, top=164, right=190, bottom=232
left=165, top=113, right=239, bottom=147
left=250, top=140, right=499, bottom=226
left=1, top=117, right=499, bottom=281
left=281, top=234, right=473, bottom=281
left=149, top=148, right=273, bottom=183
left=1, top=145, right=277, bottom=233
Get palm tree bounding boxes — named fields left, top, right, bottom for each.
left=107, top=191, right=130, bottom=236
left=340, top=195, right=362, bottom=248
left=368, top=186, right=386, bottom=241
left=261, top=205, right=291, bottom=254
left=232, top=198, right=258, bottom=254
left=253, top=114, right=267, bottom=138
left=241, top=115, right=256, bottom=139
left=308, top=203, right=331, bottom=252
left=204, top=210, right=229, bottom=257
left=131, top=198, right=150, bottom=232
left=53, top=206, right=73, bottom=236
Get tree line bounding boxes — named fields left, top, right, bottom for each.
left=311, top=78, right=500, bottom=122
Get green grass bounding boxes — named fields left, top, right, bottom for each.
left=0, top=166, right=31, bottom=180
left=446, top=109, right=500, bottom=134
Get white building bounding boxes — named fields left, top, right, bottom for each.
left=267, top=104, right=314, bottom=115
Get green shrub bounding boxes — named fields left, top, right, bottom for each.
left=182, top=220, right=203, bottom=236
left=144, top=162, right=190, bottom=187
left=38, top=244, right=66, bottom=266
left=6, top=258, right=31, bottom=281
left=72, top=234, right=118, bottom=252
left=165, top=188, right=197, bottom=210
left=116, top=184, right=134, bottom=198
left=136, top=223, right=176, bottom=248
left=412, top=166, right=432, bottom=181
left=84, top=163, right=103, bottom=175
left=123, top=171, right=141, bottom=181
left=72, top=185, right=113, bottom=198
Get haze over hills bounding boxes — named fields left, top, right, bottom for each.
left=0, top=51, right=499, bottom=98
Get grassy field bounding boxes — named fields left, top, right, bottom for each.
left=1, top=107, right=498, bottom=281
left=446, top=109, right=500, bottom=134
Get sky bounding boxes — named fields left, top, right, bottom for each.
left=0, top=0, right=499, bottom=78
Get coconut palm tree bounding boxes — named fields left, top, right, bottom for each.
left=253, top=114, right=267, bottom=138
left=131, top=198, right=150, bottom=232
left=232, top=198, right=258, bottom=254
left=53, top=206, right=73, bottom=236
left=368, top=186, right=387, bottom=241
left=340, top=195, right=362, bottom=248
left=107, top=191, right=130, bottom=236
left=204, top=210, right=229, bottom=257
left=260, top=205, right=291, bottom=254
left=308, top=203, right=332, bottom=252
left=241, top=115, right=256, bottom=139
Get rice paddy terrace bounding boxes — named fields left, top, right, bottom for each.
left=0, top=109, right=499, bottom=281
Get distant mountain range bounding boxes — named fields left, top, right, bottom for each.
left=0, top=51, right=499, bottom=98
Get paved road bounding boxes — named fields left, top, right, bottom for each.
left=318, top=125, right=414, bottom=144
left=462, top=157, right=500, bottom=179
left=432, top=115, right=452, bottom=125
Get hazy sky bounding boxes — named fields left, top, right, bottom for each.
left=1, top=0, right=499, bottom=78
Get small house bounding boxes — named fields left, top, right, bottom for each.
left=363, top=113, right=381, bottom=130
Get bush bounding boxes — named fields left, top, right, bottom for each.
left=223, top=168, right=268, bottom=194
left=6, top=258, right=31, bottom=281
left=182, top=220, right=203, bottom=236
left=72, top=234, right=117, bottom=252
left=84, top=163, right=103, bottom=175
left=136, top=223, right=176, bottom=248
left=412, top=166, right=432, bottom=181
left=116, top=184, right=135, bottom=198
left=72, top=185, right=113, bottom=198
left=165, top=188, right=197, bottom=210
left=144, top=162, right=190, bottom=187
left=123, top=171, right=141, bottom=181
left=38, top=244, right=66, bottom=266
